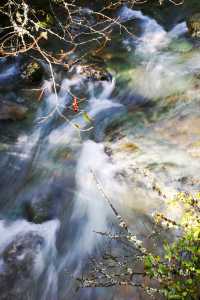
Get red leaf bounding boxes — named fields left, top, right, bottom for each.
left=72, top=96, right=79, bottom=112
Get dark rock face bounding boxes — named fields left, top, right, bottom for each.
left=22, top=188, right=61, bottom=225
left=136, top=0, right=200, bottom=31
left=0, top=232, right=44, bottom=300
left=21, top=180, right=60, bottom=224
left=187, top=13, right=200, bottom=37
left=21, top=175, right=75, bottom=224
left=0, top=99, right=28, bottom=121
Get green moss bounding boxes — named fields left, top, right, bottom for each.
left=169, top=39, right=193, bottom=53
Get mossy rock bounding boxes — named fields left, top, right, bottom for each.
left=187, top=13, right=200, bottom=38
left=23, top=201, right=53, bottom=224
left=21, top=61, right=44, bottom=84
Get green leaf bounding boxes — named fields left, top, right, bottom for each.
left=82, top=111, right=93, bottom=123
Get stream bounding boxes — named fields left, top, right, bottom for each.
left=0, top=5, right=200, bottom=300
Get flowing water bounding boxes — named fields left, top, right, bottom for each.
left=0, top=5, right=200, bottom=300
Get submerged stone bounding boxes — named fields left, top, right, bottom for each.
left=169, top=39, right=193, bottom=53
left=22, top=182, right=58, bottom=224
left=21, top=175, right=75, bottom=224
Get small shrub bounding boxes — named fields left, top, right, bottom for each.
left=145, top=192, right=200, bottom=300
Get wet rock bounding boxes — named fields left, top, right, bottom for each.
left=21, top=175, right=75, bottom=224
left=0, top=57, right=45, bottom=92
left=75, top=63, right=112, bottom=82
left=20, top=60, right=44, bottom=85
left=178, top=176, right=200, bottom=185
left=138, top=0, right=200, bottom=31
left=104, top=146, right=113, bottom=157
left=0, top=99, right=28, bottom=121
left=23, top=200, right=53, bottom=224
left=187, top=13, right=200, bottom=37
left=0, top=232, right=44, bottom=300
left=22, top=182, right=58, bottom=224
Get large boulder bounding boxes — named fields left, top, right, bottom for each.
left=187, top=13, right=200, bottom=37
left=0, top=232, right=44, bottom=300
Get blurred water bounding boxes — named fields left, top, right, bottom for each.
left=0, top=6, right=200, bottom=300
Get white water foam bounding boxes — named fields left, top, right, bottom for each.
left=48, top=79, right=122, bottom=145
left=0, top=64, right=18, bottom=82
left=119, top=6, right=168, bottom=54
left=119, top=6, right=188, bottom=55
left=0, top=219, right=59, bottom=277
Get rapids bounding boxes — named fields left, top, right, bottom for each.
left=0, top=5, right=200, bottom=300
